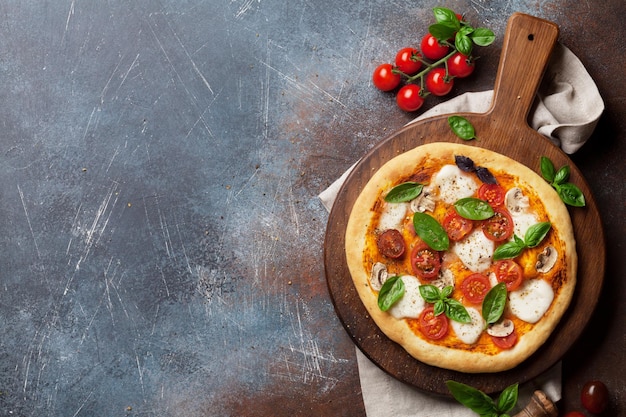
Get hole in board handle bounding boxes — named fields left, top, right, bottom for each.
left=528, top=33, right=535, bottom=41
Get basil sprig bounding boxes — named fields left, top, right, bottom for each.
left=377, top=276, right=405, bottom=311
left=385, top=182, right=424, bottom=203
left=413, top=212, right=449, bottom=251
left=540, top=156, right=586, bottom=207
left=446, top=380, right=519, bottom=417
left=419, top=285, right=471, bottom=324
left=493, top=222, right=552, bottom=260
left=429, top=7, right=495, bottom=56
left=448, top=115, right=476, bottom=141
left=454, top=197, right=494, bottom=220
left=481, top=282, right=507, bottom=324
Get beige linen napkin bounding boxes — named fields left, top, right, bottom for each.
left=319, top=43, right=603, bottom=416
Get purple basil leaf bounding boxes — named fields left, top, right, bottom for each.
left=455, top=155, right=475, bottom=172
left=476, top=167, right=497, bottom=184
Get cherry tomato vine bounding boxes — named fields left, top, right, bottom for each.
left=372, top=7, right=495, bottom=112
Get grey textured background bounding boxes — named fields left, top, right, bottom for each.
left=0, top=1, right=623, bottom=416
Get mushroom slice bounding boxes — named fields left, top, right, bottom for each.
left=536, top=246, right=558, bottom=273
left=430, top=267, right=455, bottom=290
left=370, top=262, right=389, bottom=291
left=505, top=187, right=530, bottom=214
left=487, top=318, right=515, bottom=338
left=410, top=189, right=436, bottom=213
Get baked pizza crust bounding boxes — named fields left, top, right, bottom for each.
left=345, top=142, right=577, bottom=373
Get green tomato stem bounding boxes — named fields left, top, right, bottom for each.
left=405, top=49, right=457, bottom=85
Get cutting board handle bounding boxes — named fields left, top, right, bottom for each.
left=488, top=13, right=559, bottom=125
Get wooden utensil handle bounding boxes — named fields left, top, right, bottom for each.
left=488, top=13, right=559, bottom=124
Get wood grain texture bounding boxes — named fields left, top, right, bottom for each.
left=324, top=13, right=605, bottom=395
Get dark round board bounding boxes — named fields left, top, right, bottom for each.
left=324, top=13, right=605, bottom=395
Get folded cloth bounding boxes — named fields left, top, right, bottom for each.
left=319, top=43, right=603, bottom=416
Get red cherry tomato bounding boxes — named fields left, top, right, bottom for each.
left=396, top=84, right=425, bottom=112
left=490, top=329, right=518, bottom=349
left=447, top=52, right=475, bottom=78
left=482, top=208, right=514, bottom=242
left=478, top=183, right=505, bottom=207
left=395, top=47, right=422, bottom=75
left=563, top=412, right=585, bottom=417
left=494, top=260, right=524, bottom=291
left=372, top=63, right=401, bottom=91
left=419, top=306, right=449, bottom=340
left=420, top=33, right=449, bottom=60
left=425, top=68, right=454, bottom=96
left=443, top=209, right=474, bottom=241
left=410, top=242, right=441, bottom=280
left=460, top=273, right=491, bottom=304
left=376, top=229, right=406, bottom=259
left=581, top=380, right=609, bottom=414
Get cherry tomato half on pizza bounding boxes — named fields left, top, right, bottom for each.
left=443, top=209, right=474, bottom=241
left=376, top=229, right=406, bottom=259
left=482, top=208, right=514, bottom=241
left=410, top=242, right=441, bottom=279
left=490, top=329, right=518, bottom=349
left=494, top=259, right=524, bottom=291
left=419, top=306, right=449, bottom=340
left=478, top=183, right=505, bottom=207
left=460, top=273, right=491, bottom=304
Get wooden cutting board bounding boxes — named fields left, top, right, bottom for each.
left=324, top=13, right=605, bottom=395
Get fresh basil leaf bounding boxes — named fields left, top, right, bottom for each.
left=540, top=156, right=555, bottom=183
left=493, top=239, right=525, bottom=260
left=524, top=222, right=551, bottom=248
left=455, top=33, right=473, bottom=56
left=433, top=7, right=460, bottom=27
left=541, top=156, right=586, bottom=207
left=441, top=285, right=454, bottom=298
left=385, top=182, right=424, bottom=203
left=434, top=300, right=446, bottom=316
left=470, top=27, right=496, bottom=46
left=378, top=276, right=405, bottom=311
left=496, top=383, right=519, bottom=413
left=553, top=165, right=570, bottom=185
left=454, top=155, right=476, bottom=172
left=429, top=23, right=457, bottom=41
left=482, top=283, right=507, bottom=324
left=446, top=380, right=498, bottom=415
left=445, top=298, right=472, bottom=323
left=454, top=197, right=495, bottom=220
left=458, top=25, right=474, bottom=37
left=413, top=212, right=450, bottom=251
left=448, top=115, right=476, bottom=140
left=476, top=166, right=497, bottom=184
left=418, top=284, right=441, bottom=304
left=557, top=182, right=586, bottom=207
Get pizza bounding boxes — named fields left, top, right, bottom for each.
left=345, top=142, right=577, bottom=373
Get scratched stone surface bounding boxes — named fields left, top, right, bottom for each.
left=0, top=1, right=623, bottom=416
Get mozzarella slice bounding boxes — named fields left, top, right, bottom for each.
left=450, top=307, right=485, bottom=345
left=505, top=187, right=539, bottom=238
left=509, top=279, right=554, bottom=323
left=388, top=275, right=425, bottom=319
left=512, top=211, right=538, bottom=238
left=377, top=202, right=408, bottom=231
left=452, top=229, right=494, bottom=273
left=432, top=165, right=479, bottom=204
